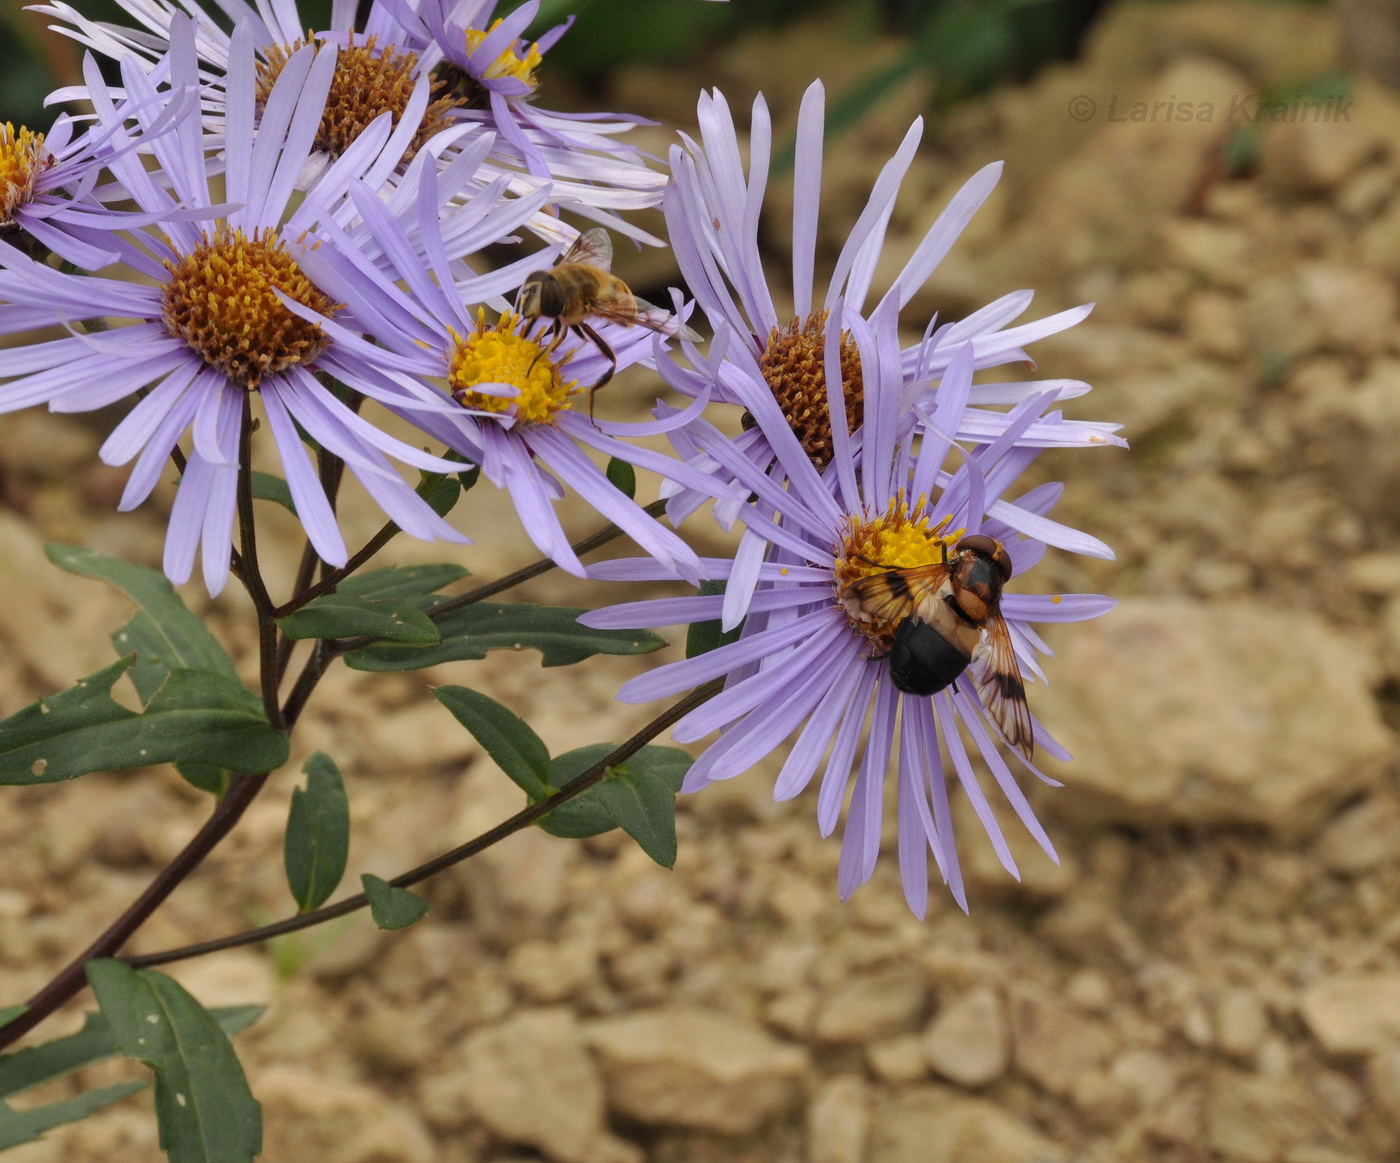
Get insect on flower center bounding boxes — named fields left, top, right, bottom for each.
left=161, top=228, right=340, bottom=389
left=258, top=35, right=458, bottom=157
left=0, top=124, right=49, bottom=226
left=448, top=311, right=577, bottom=424
left=435, top=20, right=544, bottom=110
left=757, top=310, right=864, bottom=469
left=834, top=500, right=960, bottom=645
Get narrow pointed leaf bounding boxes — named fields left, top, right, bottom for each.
left=284, top=753, right=350, bottom=913
left=595, top=766, right=681, bottom=868
left=361, top=875, right=429, bottom=930
left=0, top=1081, right=147, bottom=1150
left=46, top=545, right=238, bottom=704
left=0, top=1008, right=261, bottom=1100
left=345, top=603, right=664, bottom=671
left=0, top=1008, right=23, bottom=1032
left=339, top=564, right=467, bottom=604
left=0, top=660, right=289, bottom=785
left=605, top=457, right=637, bottom=499
left=538, top=745, right=692, bottom=841
left=86, top=961, right=262, bottom=1163
left=249, top=472, right=297, bottom=515
left=432, top=687, right=550, bottom=798
left=175, top=764, right=229, bottom=796
left=277, top=594, right=440, bottom=643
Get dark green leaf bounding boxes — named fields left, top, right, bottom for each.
left=249, top=472, right=297, bottom=515
left=0, top=1008, right=261, bottom=1101
left=595, top=765, right=682, bottom=868
left=537, top=745, right=692, bottom=841
left=456, top=462, right=481, bottom=492
left=605, top=457, right=636, bottom=500
left=419, top=472, right=460, bottom=518
left=47, top=545, right=239, bottom=705
left=685, top=580, right=745, bottom=659
left=0, top=660, right=289, bottom=785
left=284, top=753, right=349, bottom=913
left=345, top=603, right=664, bottom=671
left=85, top=962, right=262, bottom=1163
left=0, top=1082, right=146, bottom=1150
left=538, top=744, right=618, bottom=838
left=0, top=1007, right=23, bottom=1032
left=361, top=875, right=428, bottom=930
left=175, top=764, right=229, bottom=796
left=277, top=594, right=440, bottom=644
left=432, top=687, right=550, bottom=799
left=339, top=564, right=467, bottom=604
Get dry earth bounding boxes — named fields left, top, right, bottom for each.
left=5, top=3, right=1400, bottom=1161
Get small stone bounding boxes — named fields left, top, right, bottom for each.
left=1313, top=794, right=1400, bottom=874
left=1008, top=983, right=1111, bottom=1097
left=585, top=1007, right=809, bottom=1134
left=1036, top=600, right=1393, bottom=832
left=869, top=1086, right=1065, bottom=1163
left=166, top=950, right=275, bottom=1009
left=1301, top=974, right=1400, bottom=1055
left=805, top=1075, right=869, bottom=1163
left=922, top=988, right=1009, bottom=1088
left=1204, top=1071, right=1326, bottom=1163
left=1183, top=290, right=1247, bottom=361
left=257, top=1067, right=436, bottom=1163
left=1297, top=263, right=1400, bottom=357
left=866, top=1034, right=929, bottom=1084
left=348, top=1003, right=432, bottom=1074
left=1258, top=111, right=1381, bottom=194
left=507, top=938, right=600, bottom=1003
left=1110, top=1050, right=1176, bottom=1109
left=1215, top=989, right=1271, bottom=1059
left=765, top=988, right=817, bottom=1039
left=457, top=1008, right=638, bottom=1163
left=814, top=964, right=927, bottom=1044
left=1348, top=552, right=1400, bottom=596
left=1367, top=1044, right=1400, bottom=1127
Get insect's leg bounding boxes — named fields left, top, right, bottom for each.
left=527, top=320, right=564, bottom=375
left=577, top=321, right=616, bottom=423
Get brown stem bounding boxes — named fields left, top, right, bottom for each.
left=124, top=679, right=722, bottom=969
left=236, top=395, right=283, bottom=728
left=0, top=771, right=270, bottom=1052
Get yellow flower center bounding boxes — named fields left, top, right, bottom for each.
left=257, top=35, right=459, bottom=158
left=834, top=499, right=961, bottom=645
left=0, top=124, right=48, bottom=225
left=448, top=311, right=576, bottom=423
left=436, top=21, right=543, bottom=110
left=161, top=228, right=341, bottom=389
left=757, top=310, right=864, bottom=469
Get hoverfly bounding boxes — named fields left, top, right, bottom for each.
left=518, top=228, right=701, bottom=420
left=839, top=534, right=1033, bottom=760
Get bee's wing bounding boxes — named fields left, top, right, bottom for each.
left=588, top=295, right=703, bottom=343
left=562, top=227, right=613, bottom=271
left=971, top=614, right=1034, bottom=762
left=842, top=564, right=949, bottom=628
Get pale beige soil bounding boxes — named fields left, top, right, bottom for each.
left=5, top=4, right=1400, bottom=1161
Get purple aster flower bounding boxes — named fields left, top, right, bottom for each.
left=581, top=300, right=1117, bottom=915
left=656, top=81, right=1120, bottom=525
left=0, top=98, right=200, bottom=269
left=0, top=18, right=469, bottom=594
left=285, top=170, right=734, bottom=582
left=39, top=0, right=667, bottom=245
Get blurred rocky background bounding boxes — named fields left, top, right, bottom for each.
left=6, top=0, right=1400, bottom=1160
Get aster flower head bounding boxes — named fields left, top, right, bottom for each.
left=658, top=80, right=1121, bottom=526
left=38, top=0, right=668, bottom=245
left=286, top=167, right=734, bottom=582
left=583, top=301, right=1117, bottom=916
left=0, top=19, right=472, bottom=594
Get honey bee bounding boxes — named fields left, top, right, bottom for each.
left=518, top=227, right=701, bottom=420
left=839, top=534, right=1033, bottom=760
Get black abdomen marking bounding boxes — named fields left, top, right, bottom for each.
left=888, top=617, right=971, bottom=697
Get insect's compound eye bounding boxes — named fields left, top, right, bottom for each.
left=956, top=534, right=1012, bottom=581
